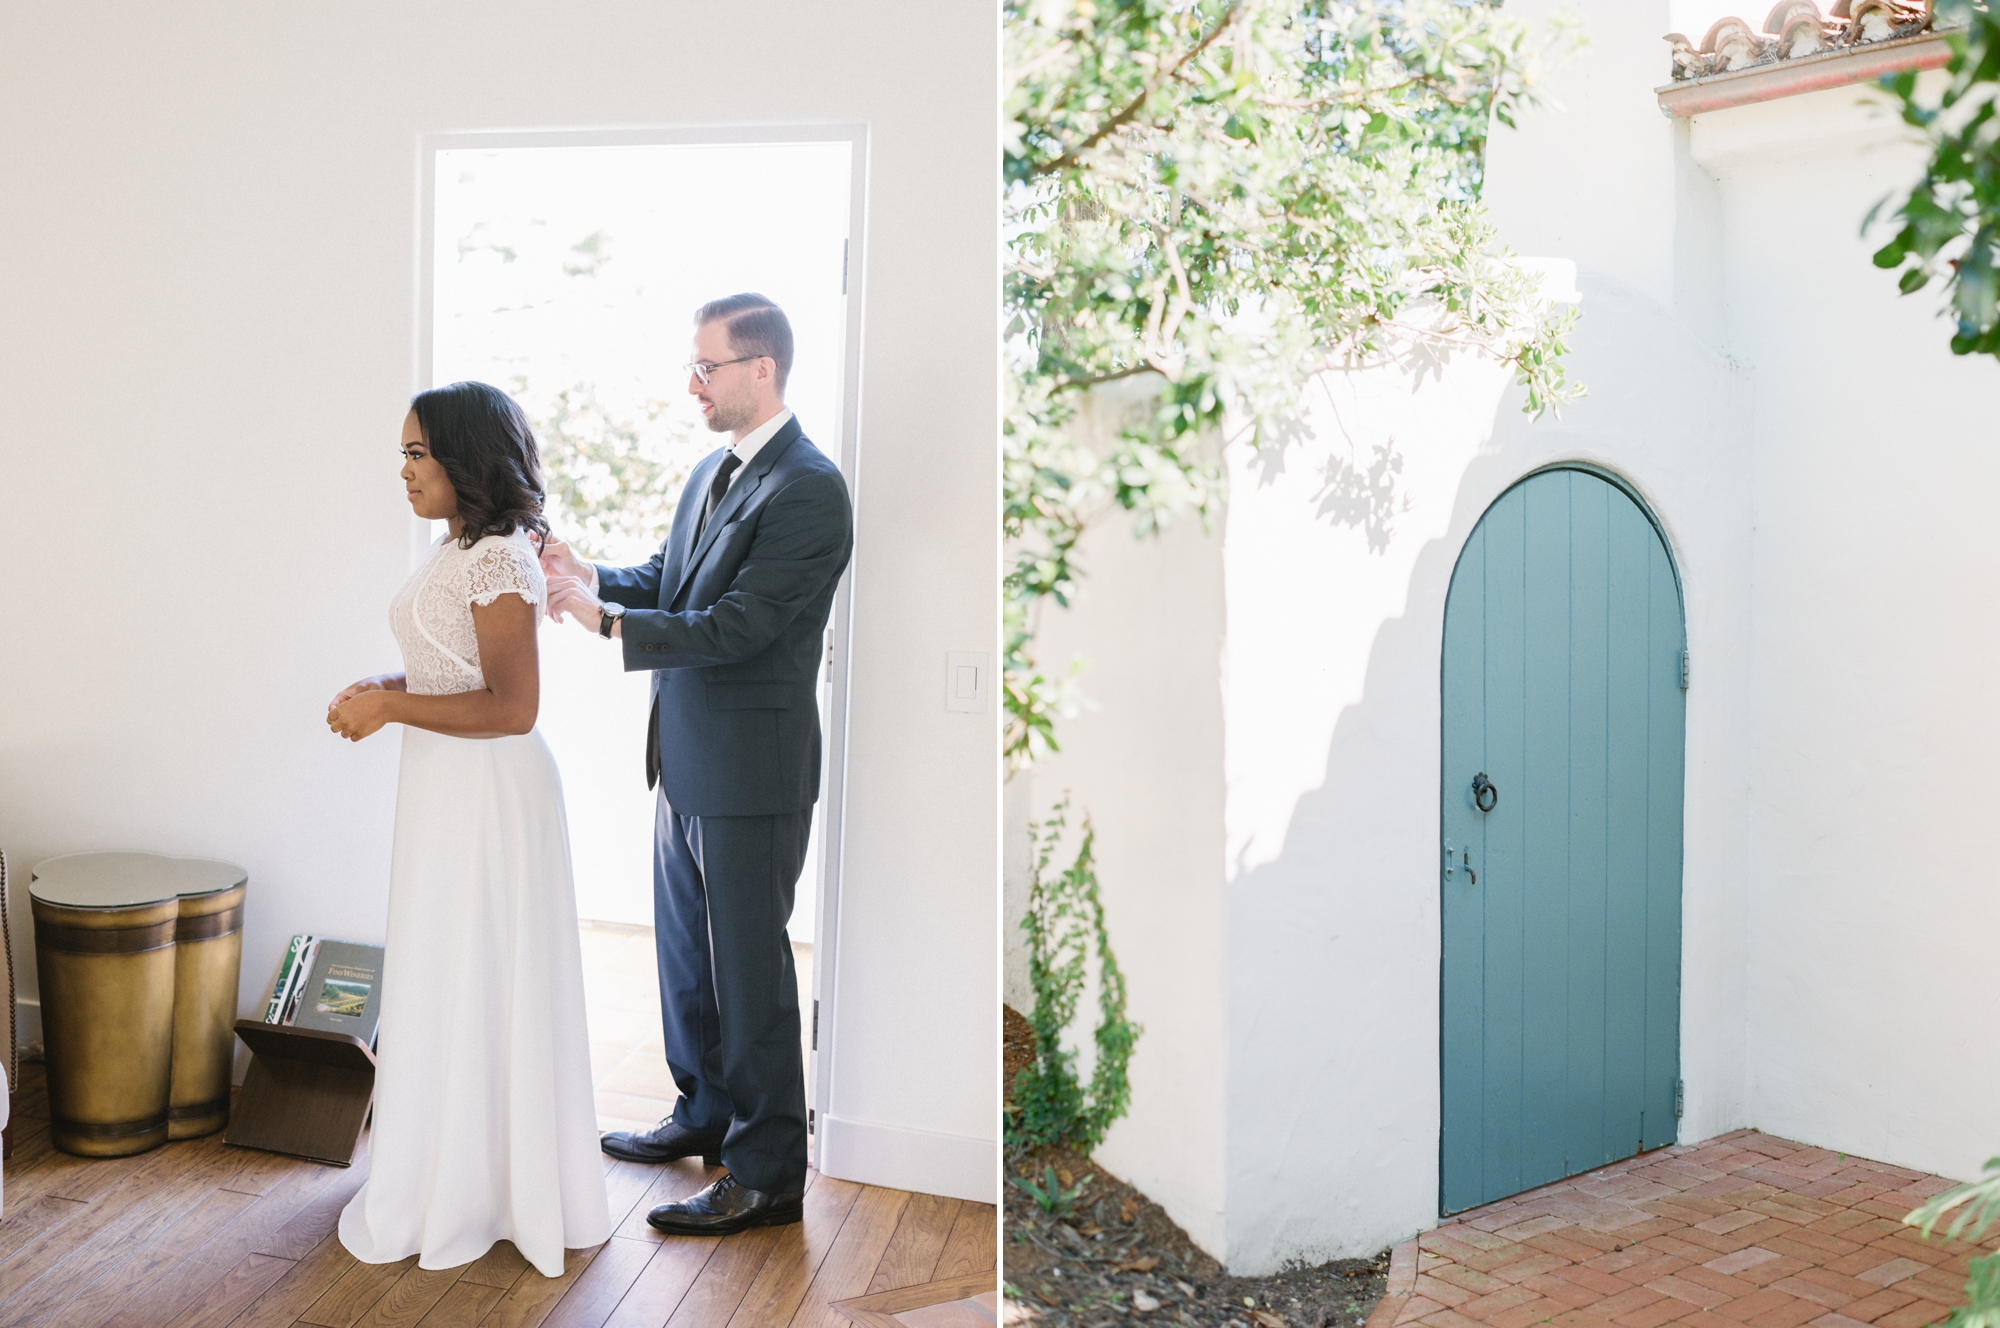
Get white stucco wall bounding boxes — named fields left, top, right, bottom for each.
left=1020, top=382, right=1232, bottom=1254
left=1494, top=0, right=2000, bottom=1189
left=1212, top=274, right=1753, bottom=1273
left=1204, top=9, right=2000, bottom=1264
left=1013, top=0, right=2000, bottom=1272
left=1019, top=283, right=1752, bottom=1273
left=1689, top=85, right=2000, bottom=1184
left=0, top=0, right=996, bottom=1202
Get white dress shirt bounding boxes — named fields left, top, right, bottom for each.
left=725, top=409, right=793, bottom=491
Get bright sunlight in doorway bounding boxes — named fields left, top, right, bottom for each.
left=426, top=134, right=855, bottom=1133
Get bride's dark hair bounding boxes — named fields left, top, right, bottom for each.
left=410, top=381, right=552, bottom=551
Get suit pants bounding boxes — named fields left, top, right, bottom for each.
left=654, top=794, right=812, bottom=1194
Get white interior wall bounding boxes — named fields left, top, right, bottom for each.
left=1690, top=87, right=2000, bottom=1183
left=0, top=0, right=995, bottom=1203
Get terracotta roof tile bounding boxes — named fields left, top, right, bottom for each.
left=1664, top=0, right=1933, bottom=81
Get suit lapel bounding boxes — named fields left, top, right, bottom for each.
left=674, top=449, right=727, bottom=583
left=653, top=453, right=714, bottom=607
left=670, top=418, right=804, bottom=604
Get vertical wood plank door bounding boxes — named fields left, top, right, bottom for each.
left=1439, top=467, right=1685, bottom=1215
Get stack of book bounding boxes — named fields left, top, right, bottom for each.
left=262, top=935, right=384, bottom=1047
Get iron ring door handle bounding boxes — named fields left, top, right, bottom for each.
left=1472, top=773, right=1497, bottom=812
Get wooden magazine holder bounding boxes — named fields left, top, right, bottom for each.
left=225, top=1019, right=375, bottom=1166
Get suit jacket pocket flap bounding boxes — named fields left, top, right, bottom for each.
left=705, top=681, right=799, bottom=711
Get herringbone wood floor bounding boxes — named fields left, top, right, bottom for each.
left=0, top=1063, right=995, bottom=1328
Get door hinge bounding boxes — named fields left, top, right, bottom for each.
left=808, top=1107, right=815, bottom=1136
left=1679, top=649, right=1690, bottom=691
left=1675, top=1079, right=1686, bottom=1119
left=811, top=999, right=819, bottom=1051
left=841, top=239, right=849, bottom=295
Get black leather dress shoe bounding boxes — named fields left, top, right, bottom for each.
left=646, top=1173, right=804, bottom=1235
left=599, top=1118, right=725, bottom=1166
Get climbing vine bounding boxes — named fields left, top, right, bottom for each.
left=1007, top=800, right=1141, bottom=1154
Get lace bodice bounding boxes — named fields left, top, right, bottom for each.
left=390, top=531, right=545, bottom=696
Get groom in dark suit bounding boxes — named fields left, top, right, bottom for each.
left=542, top=293, right=853, bottom=1235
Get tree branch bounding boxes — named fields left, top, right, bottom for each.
left=1030, top=3, right=1245, bottom=178
left=1051, top=363, right=1167, bottom=393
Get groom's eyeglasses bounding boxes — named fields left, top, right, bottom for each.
left=685, top=356, right=758, bottom=385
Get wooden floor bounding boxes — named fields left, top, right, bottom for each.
left=576, top=922, right=815, bottom=1138
left=0, top=1064, right=995, bottom=1328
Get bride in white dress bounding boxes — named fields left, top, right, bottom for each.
left=326, top=381, right=611, bottom=1276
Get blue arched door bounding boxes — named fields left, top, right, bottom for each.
left=1440, top=467, right=1685, bottom=1214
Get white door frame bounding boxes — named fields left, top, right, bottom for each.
left=414, top=121, right=869, bottom=1156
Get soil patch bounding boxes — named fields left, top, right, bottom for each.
left=1003, top=1004, right=1389, bottom=1328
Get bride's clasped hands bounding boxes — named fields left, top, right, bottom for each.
left=325, top=675, right=404, bottom=742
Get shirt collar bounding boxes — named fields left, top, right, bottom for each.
left=731, top=409, right=793, bottom=470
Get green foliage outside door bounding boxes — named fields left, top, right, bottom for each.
left=1440, top=467, right=1686, bottom=1215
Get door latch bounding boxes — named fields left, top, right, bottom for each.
left=1444, top=842, right=1476, bottom=885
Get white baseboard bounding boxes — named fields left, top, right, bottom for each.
left=817, top=1114, right=997, bottom=1205
left=15, top=998, right=39, bottom=1056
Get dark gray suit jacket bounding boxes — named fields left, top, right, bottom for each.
left=595, top=417, right=853, bottom=817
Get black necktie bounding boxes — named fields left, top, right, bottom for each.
left=697, top=452, right=743, bottom=542
left=652, top=450, right=746, bottom=791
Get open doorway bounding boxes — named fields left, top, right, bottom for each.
left=419, top=127, right=863, bottom=1141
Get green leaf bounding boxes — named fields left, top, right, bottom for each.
left=1005, top=0, right=1583, bottom=759
left=1008, top=802, right=1142, bottom=1154
left=1868, top=8, right=2000, bottom=363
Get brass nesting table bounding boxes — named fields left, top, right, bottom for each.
left=29, top=852, right=246, bottom=1157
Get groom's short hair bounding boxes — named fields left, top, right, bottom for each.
left=696, top=293, right=794, bottom=396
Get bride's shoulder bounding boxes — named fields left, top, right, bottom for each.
left=462, top=528, right=545, bottom=593
left=463, top=528, right=541, bottom=558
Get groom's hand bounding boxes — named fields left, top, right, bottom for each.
left=537, top=534, right=592, bottom=618
left=547, top=575, right=609, bottom=635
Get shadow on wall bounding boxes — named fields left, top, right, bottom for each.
left=1220, top=438, right=1576, bottom=1263
left=1246, top=342, right=1466, bottom=555
left=1310, top=436, right=1408, bottom=554
left=1010, top=269, right=1748, bottom=1273
left=1209, top=268, right=1751, bottom=1273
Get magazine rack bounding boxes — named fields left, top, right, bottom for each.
left=226, top=1020, right=375, bottom=1166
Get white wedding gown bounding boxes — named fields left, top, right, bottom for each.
left=338, top=529, right=612, bottom=1277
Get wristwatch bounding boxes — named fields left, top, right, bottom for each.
left=598, top=601, right=626, bottom=639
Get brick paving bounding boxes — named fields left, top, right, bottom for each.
left=1368, top=1131, right=1997, bottom=1328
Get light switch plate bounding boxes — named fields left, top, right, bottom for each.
left=945, top=651, right=988, bottom=714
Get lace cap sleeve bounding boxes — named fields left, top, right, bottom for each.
left=466, top=538, right=545, bottom=609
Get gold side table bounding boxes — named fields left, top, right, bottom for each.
left=29, top=853, right=246, bottom=1157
